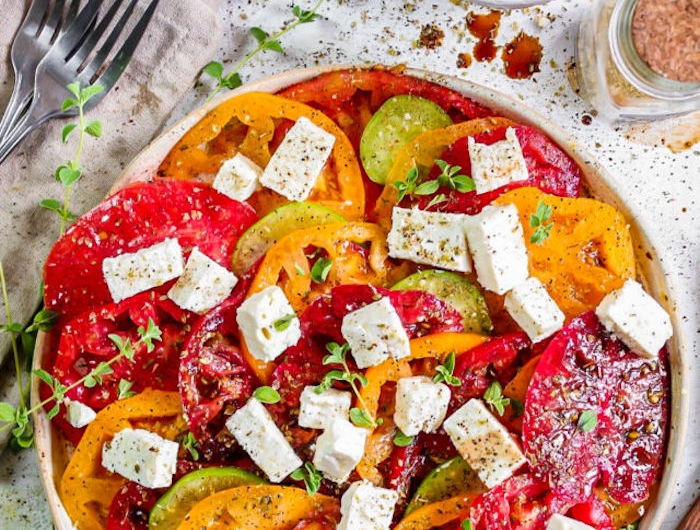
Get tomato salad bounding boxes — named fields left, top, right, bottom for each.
left=39, top=66, right=673, bottom=530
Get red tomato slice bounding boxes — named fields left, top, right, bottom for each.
left=410, top=125, right=582, bottom=215
left=522, top=311, right=668, bottom=505
left=106, top=481, right=158, bottom=530
left=43, top=180, right=257, bottom=323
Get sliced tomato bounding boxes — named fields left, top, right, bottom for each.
left=522, top=311, right=668, bottom=505
left=106, top=481, right=158, bottom=530
left=43, top=180, right=257, bottom=323
left=412, top=125, right=582, bottom=215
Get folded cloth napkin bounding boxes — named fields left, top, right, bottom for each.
left=0, top=0, right=223, bottom=449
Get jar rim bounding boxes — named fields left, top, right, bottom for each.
left=609, top=0, right=700, bottom=100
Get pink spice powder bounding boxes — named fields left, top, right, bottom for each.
left=631, top=0, right=700, bottom=82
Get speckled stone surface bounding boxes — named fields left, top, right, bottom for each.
left=1, top=0, right=697, bottom=528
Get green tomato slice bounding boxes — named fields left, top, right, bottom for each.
left=148, top=466, right=265, bottom=529
left=232, top=201, right=346, bottom=275
left=404, top=456, right=485, bottom=517
left=392, top=269, right=492, bottom=334
left=360, top=95, right=453, bottom=184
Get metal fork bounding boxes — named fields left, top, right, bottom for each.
left=0, top=0, right=81, bottom=140
left=0, top=0, right=161, bottom=164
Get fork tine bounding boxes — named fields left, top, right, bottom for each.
left=82, top=0, right=161, bottom=92
left=53, top=0, right=105, bottom=61
left=42, top=0, right=66, bottom=43
left=67, top=0, right=127, bottom=68
left=63, top=0, right=81, bottom=29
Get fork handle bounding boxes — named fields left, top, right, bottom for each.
left=0, top=72, right=32, bottom=140
left=0, top=113, right=44, bottom=165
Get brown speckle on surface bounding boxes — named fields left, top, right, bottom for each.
left=418, top=24, right=445, bottom=50
left=466, top=10, right=501, bottom=63
left=502, top=31, right=543, bottom=79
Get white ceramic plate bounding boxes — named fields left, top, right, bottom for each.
left=32, top=65, right=689, bottom=530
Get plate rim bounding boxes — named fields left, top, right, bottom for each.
left=32, top=63, right=689, bottom=530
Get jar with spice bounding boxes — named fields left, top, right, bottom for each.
left=576, top=0, right=700, bottom=121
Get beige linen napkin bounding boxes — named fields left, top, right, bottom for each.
left=0, top=0, right=223, bottom=448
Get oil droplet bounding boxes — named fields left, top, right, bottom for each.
left=457, top=52, right=473, bottom=69
left=466, top=10, right=502, bottom=62
left=502, top=31, right=543, bottom=79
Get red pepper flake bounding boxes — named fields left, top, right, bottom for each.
left=466, top=10, right=502, bottom=62
left=418, top=24, right=445, bottom=49
left=502, top=31, right=543, bottom=79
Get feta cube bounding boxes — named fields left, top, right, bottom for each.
left=225, top=397, right=302, bottom=482
left=102, top=238, right=184, bottom=303
left=546, top=514, right=596, bottom=530
left=338, top=480, right=399, bottom=530
left=64, top=398, right=97, bottom=429
left=393, top=376, right=450, bottom=436
left=298, top=386, right=352, bottom=430
left=260, top=116, right=336, bottom=201
left=465, top=204, right=529, bottom=295
left=236, top=285, right=301, bottom=362
left=341, top=296, right=411, bottom=369
left=387, top=207, right=472, bottom=273
left=468, top=127, right=529, bottom=194
left=313, top=417, right=368, bottom=483
left=102, top=428, right=178, bottom=488
left=504, top=277, right=565, bottom=343
left=443, top=398, right=526, bottom=489
left=212, top=152, right=263, bottom=202
left=595, top=279, right=672, bottom=358
left=167, top=248, right=238, bottom=314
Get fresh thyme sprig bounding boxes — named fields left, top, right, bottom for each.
left=529, top=200, right=553, bottom=245
left=202, top=0, right=325, bottom=101
left=291, top=461, right=323, bottom=496
left=40, top=82, right=103, bottom=236
left=0, top=318, right=161, bottom=447
left=316, top=342, right=381, bottom=429
left=394, top=159, right=475, bottom=204
left=433, top=351, right=461, bottom=387
left=483, top=380, right=510, bottom=417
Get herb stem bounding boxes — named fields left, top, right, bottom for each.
left=0, top=261, right=27, bottom=403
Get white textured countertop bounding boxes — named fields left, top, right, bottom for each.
left=1, top=0, right=697, bottom=528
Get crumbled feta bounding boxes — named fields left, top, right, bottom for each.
left=236, top=285, right=301, bottom=362
left=387, top=207, right=472, bottom=273
left=225, top=397, right=302, bottom=483
left=298, top=386, right=352, bottom=430
left=504, top=277, right=565, bottom=343
left=546, top=514, right=596, bottom=530
left=167, top=248, right=238, bottom=314
left=465, top=204, right=529, bottom=295
left=337, top=480, right=399, bottom=530
left=64, top=398, right=97, bottom=429
left=443, top=398, right=526, bottom=489
left=102, top=238, right=184, bottom=303
left=212, top=152, right=263, bottom=202
left=341, top=296, right=411, bottom=369
left=313, top=417, right=368, bottom=483
left=393, top=376, right=450, bottom=437
left=101, top=428, right=178, bottom=489
left=595, top=278, right=672, bottom=358
left=468, top=127, right=529, bottom=194
left=260, top=116, right=336, bottom=201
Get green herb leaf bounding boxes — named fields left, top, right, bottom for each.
left=28, top=308, right=59, bottom=332
left=484, top=381, right=510, bottom=416
left=62, top=123, right=78, bottom=142
left=261, top=39, right=284, bottom=53
left=80, top=84, right=104, bottom=103
left=138, top=318, right=162, bottom=353
left=393, top=430, right=414, bottom=447
left=84, top=120, right=102, bottom=138
left=452, top=174, right=476, bottom=192
left=350, top=407, right=375, bottom=428
left=426, top=193, right=447, bottom=209
left=40, top=199, right=63, bottom=213
left=61, top=97, right=78, bottom=112
left=291, top=462, right=323, bottom=496
left=0, top=402, right=16, bottom=423
left=33, top=369, right=55, bottom=387
left=461, top=519, right=474, bottom=530
left=433, top=351, right=461, bottom=387
left=202, top=61, right=224, bottom=80
left=249, top=26, right=269, bottom=44
left=117, top=379, right=137, bottom=400
left=294, top=264, right=306, bottom=276
left=221, top=72, right=242, bottom=90
left=529, top=200, right=554, bottom=245
left=310, top=256, right=332, bottom=283
left=57, top=166, right=82, bottom=187
left=274, top=314, right=296, bottom=331
left=577, top=409, right=597, bottom=432
left=414, top=179, right=440, bottom=195
left=253, top=386, right=281, bottom=404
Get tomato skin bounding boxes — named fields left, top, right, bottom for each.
left=522, top=311, right=668, bottom=505
left=106, top=482, right=158, bottom=530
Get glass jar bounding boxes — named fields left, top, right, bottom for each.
left=576, top=0, right=700, bottom=121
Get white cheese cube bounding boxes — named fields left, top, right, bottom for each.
left=595, top=279, right=672, bottom=358
left=298, top=386, right=352, bottom=430
left=102, top=238, right=184, bottom=303
left=465, top=204, right=529, bottom=295
left=225, top=397, right=302, bottom=483
left=546, top=514, right=596, bottom=530
left=387, top=207, right=472, bottom=273
left=260, top=116, right=336, bottom=201
left=443, top=398, right=526, bottom=489
left=212, top=152, right=262, bottom=202
left=504, top=277, right=565, bottom=343
left=341, top=296, right=411, bottom=369
left=101, top=428, right=178, bottom=488
left=167, top=248, right=238, bottom=314
left=236, top=285, right=301, bottom=362
left=64, top=398, right=97, bottom=429
left=313, top=417, right=368, bottom=483
left=394, top=376, right=450, bottom=436
left=338, top=480, right=399, bottom=530
left=468, top=127, right=529, bottom=194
